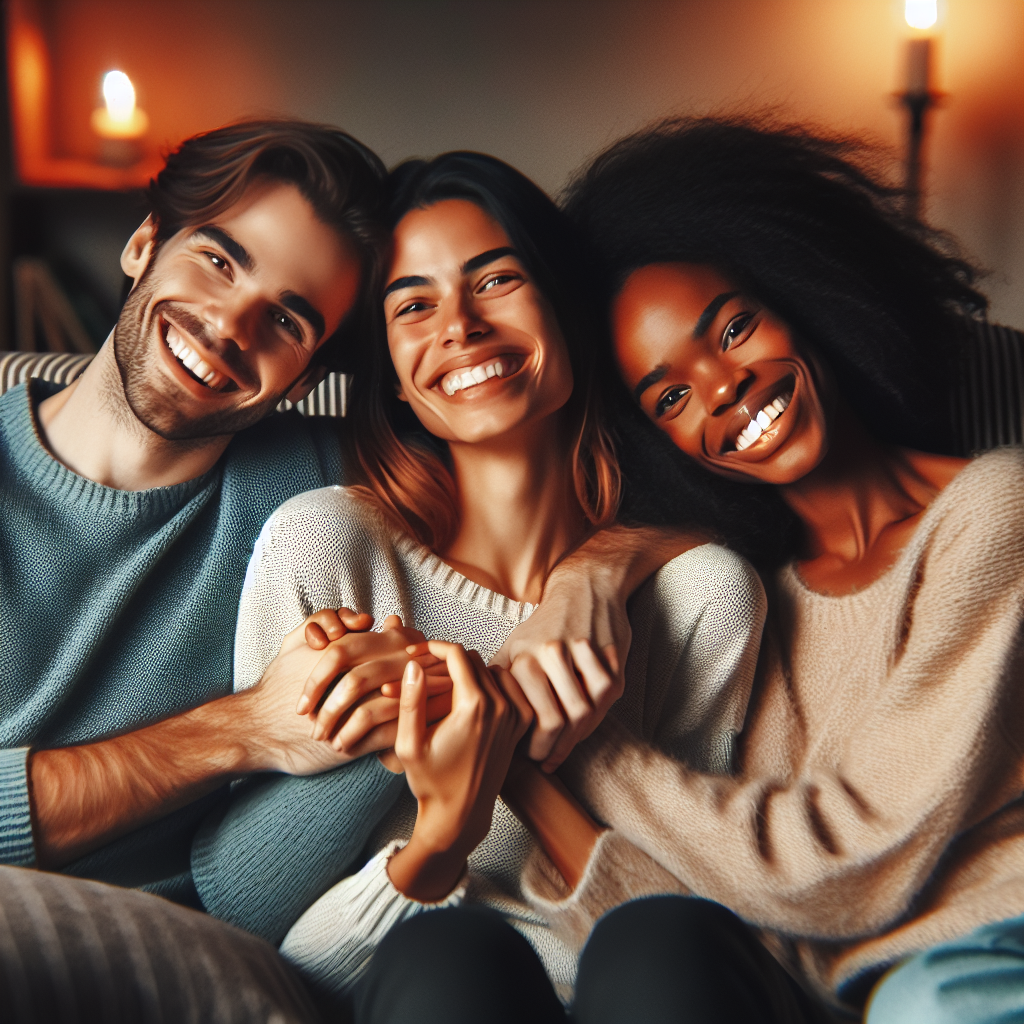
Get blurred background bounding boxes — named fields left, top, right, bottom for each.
left=3, top=0, right=1022, bottom=352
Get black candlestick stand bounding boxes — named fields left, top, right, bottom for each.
left=901, top=90, right=938, bottom=220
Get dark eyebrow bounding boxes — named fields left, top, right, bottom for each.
left=383, top=275, right=430, bottom=299
left=633, top=364, right=668, bottom=404
left=191, top=226, right=255, bottom=273
left=462, top=247, right=518, bottom=274
left=280, top=291, right=325, bottom=341
left=693, top=291, right=740, bottom=339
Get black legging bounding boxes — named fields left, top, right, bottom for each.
left=354, top=895, right=827, bottom=1024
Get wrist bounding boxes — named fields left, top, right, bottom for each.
left=387, top=830, right=469, bottom=902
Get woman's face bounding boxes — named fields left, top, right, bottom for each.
left=384, top=198, right=574, bottom=447
left=612, top=263, right=830, bottom=485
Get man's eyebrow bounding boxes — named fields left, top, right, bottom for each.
left=383, top=275, right=431, bottom=299
left=693, top=291, right=741, bottom=339
left=280, top=292, right=325, bottom=341
left=191, top=226, right=255, bottom=273
left=462, top=247, right=518, bottom=274
left=633, top=364, right=668, bottom=404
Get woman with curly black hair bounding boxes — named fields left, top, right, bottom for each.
left=561, top=117, right=1024, bottom=1023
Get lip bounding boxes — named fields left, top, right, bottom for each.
left=717, top=373, right=797, bottom=460
left=428, top=348, right=529, bottom=395
left=158, top=314, right=241, bottom=397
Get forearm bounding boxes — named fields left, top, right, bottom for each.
left=501, top=756, right=603, bottom=889
left=30, top=691, right=267, bottom=869
left=549, top=523, right=705, bottom=601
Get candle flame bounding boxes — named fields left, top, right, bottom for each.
left=102, top=71, right=136, bottom=124
left=905, top=0, right=938, bottom=30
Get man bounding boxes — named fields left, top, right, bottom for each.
left=0, top=119, right=688, bottom=1019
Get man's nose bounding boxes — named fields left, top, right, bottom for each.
left=201, top=291, right=256, bottom=351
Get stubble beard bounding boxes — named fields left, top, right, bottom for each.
left=112, top=264, right=285, bottom=442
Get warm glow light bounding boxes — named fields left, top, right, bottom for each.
left=102, top=70, right=136, bottom=123
left=905, top=0, right=938, bottom=30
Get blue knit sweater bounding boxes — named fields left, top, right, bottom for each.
left=0, top=379, right=399, bottom=908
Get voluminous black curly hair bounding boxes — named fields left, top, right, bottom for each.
left=562, top=115, right=988, bottom=566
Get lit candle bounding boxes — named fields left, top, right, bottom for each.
left=90, top=70, right=149, bottom=139
left=904, top=0, right=938, bottom=95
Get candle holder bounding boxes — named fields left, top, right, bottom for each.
left=899, top=1, right=943, bottom=219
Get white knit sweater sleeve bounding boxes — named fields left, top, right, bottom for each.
left=279, top=841, right=467, bottom=997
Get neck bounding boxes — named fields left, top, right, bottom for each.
left=779, top=401, right=957, bottom=579
left=443, top=416, right=587, bottom=604
left=36, top=338, right=233, bottom=491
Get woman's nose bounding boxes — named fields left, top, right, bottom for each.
left=441, top=292, right=489, bottom=347
left=696, top=360, right=751, bottom=416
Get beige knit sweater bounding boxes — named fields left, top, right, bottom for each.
left=553, top=446, right=1024, bottom=1007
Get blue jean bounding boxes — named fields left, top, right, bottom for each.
left=867, top=915, right=1024, bottom=1024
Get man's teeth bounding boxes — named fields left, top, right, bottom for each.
left=442, top=359, right=507, bottom=396
left=165, top=325, right=227, bottom=391
left=734, top=394, right=791, bottom=452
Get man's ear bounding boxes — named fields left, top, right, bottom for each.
left=284, top=362, right=330, bottom=405
left=121, top=216, right=158, bottom=285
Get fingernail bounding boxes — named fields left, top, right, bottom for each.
left=403, top=661, right=418, bottom=685
left=296, top=696, right=309, bottom=715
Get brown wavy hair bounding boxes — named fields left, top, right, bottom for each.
left=347, top=152, right=621, bottom=552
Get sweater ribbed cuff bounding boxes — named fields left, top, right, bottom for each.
left=0, top=748, right=37, bottom=866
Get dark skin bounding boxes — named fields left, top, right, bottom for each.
left=612, top=263, right=968, bottom=596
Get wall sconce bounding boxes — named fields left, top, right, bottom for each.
left=901, top=0, right=943, bottom=217
left=90, top=70, right=149, bottom=167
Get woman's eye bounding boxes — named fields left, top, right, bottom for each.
left=479, top=273, right=519, bottom=293
left=722, top=313, right=755, bottom=351
left=396, top=300, right=431, bottom=317
left=655, top=386, right=690, bottom=418
left=204, top=252, right=227, bottom=270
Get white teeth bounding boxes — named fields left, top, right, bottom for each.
left=732, top=391, right=793, bottom=452
left=164, top=322, right=227, bottom=391
left=441, top=358, right=512, bottom=395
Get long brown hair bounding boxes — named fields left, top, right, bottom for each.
left=348, top=152, right=620, bottom=552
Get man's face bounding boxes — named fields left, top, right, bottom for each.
left=115, top=180, right=361, bottom=440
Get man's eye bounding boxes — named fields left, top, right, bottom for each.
left=722, top=313, right=755, bottom=351
left=272, top=310, right=301, bottom=339
left=655, top=386, right=690, bottom=418
left=204, top=252, right=227, bottom=270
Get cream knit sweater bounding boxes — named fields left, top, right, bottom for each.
left=557, top=447, right=1024, bottom=1007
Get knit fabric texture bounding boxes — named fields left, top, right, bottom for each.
left=558, top=447, right=1024, bottom=1012
left=0, top=379, right=343, bottom=895
left=232, top=486, right=767, bottom=1000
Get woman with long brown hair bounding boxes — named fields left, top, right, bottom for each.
left=230, top=151, right=776, bottom=1021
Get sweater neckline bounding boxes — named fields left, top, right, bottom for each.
left=2, top=380, right=220, bottom=519
left=780, top=448, right=1006, bottom=604
left=391, top=531, right=537, bottom=624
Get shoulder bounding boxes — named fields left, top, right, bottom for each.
left=652, top=542, right=767, bottom=623
left=256, top=485, right=392, bottom=554
left=920, top=448, right=1024, bottom=569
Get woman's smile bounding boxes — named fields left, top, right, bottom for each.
left=384, top=198, right=574, bottom=446
left=612, top=263, right=830, bottom=485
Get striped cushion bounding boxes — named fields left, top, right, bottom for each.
left=0, top=351, right=349, bottom=418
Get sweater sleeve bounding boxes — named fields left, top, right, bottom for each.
left=279, top=841, right=467, bottom=998
left=0, top=747, right=35, bottom=866
left=559, top=460, right=1024, bottom=939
